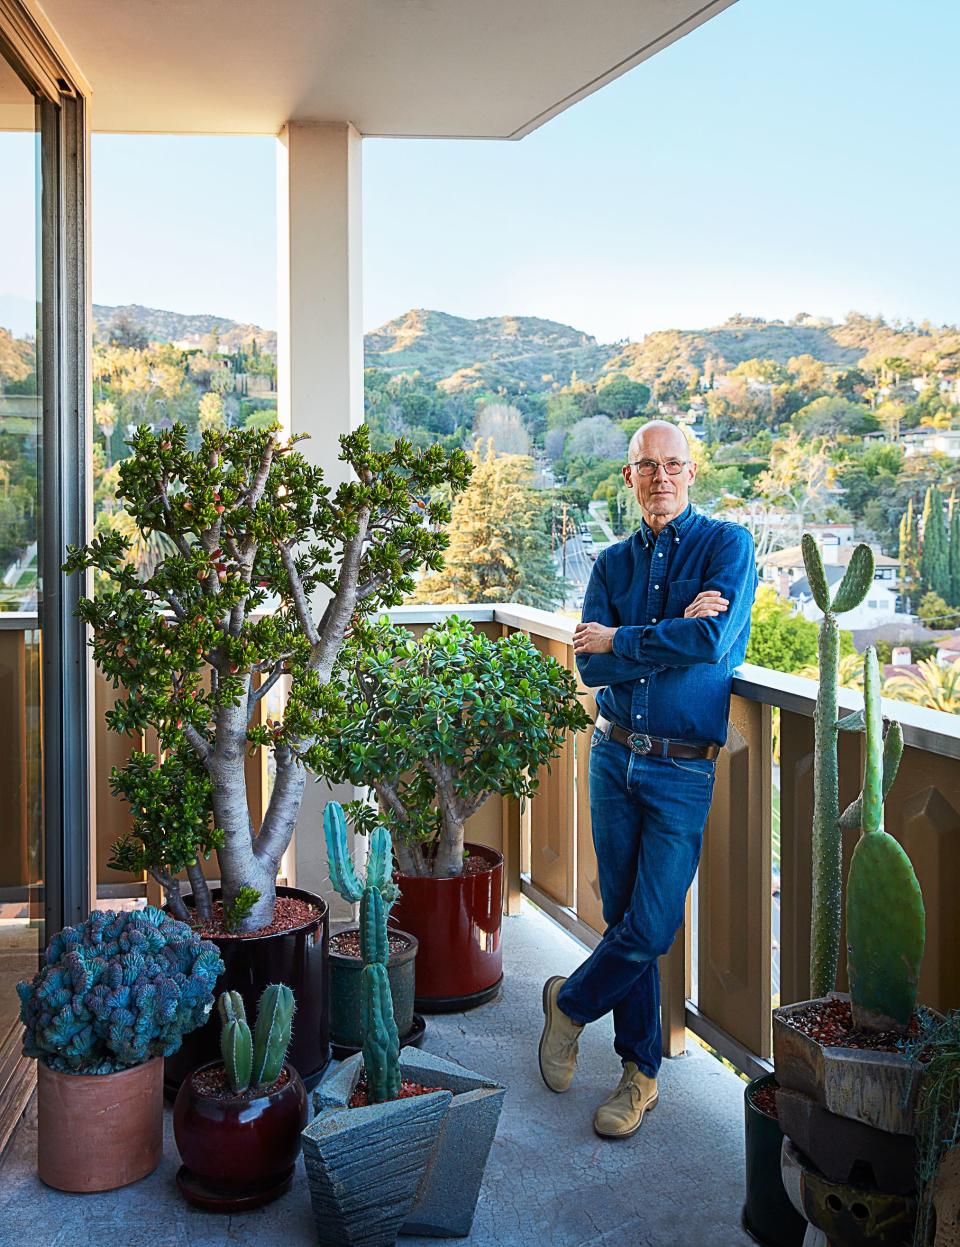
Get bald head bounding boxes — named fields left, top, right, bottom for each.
left=628, top=420, right=689, bottom=463
left=622, top=419, right=697, bottom=534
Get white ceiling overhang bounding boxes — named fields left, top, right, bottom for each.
left=33, top=0, right=736, bottom=137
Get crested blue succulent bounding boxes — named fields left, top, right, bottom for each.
left=17, top=907, right=224, bottom=1074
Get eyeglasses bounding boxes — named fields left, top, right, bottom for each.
left=628, top=458, right=690, bottom=477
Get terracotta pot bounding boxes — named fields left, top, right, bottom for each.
left=173, top=1059, right=308, bottom=1211
left=37, top=1056, right=163, bottom=1192
left=164, top=885, right=330, bottom=1097
left=329, top=925, right=418, bottom=1049
left=173, top=1062, right=306, bottom=1207
left=390, top=843, right=503, bottom=1011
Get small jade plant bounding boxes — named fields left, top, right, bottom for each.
left=845, top=647, right=925, bottom=1033
left=802, top=533, right=875, bottom=997
left=325, top=801, right=401, bottom=1103
left=217, top=984, right=295, bottom=1094
left=18, top=908, right=224, bottom=1075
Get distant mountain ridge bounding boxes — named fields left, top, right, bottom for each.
left=91, top=303, right=960, bottom=394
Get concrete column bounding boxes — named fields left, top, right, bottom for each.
left=276, top=121, right=363, bottom=919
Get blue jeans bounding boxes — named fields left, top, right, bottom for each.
left=557, top=729, right=715, bottom=1078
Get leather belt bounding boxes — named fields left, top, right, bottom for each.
left=595, top=715, right=720, bottom=761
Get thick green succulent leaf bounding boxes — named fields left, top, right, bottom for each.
left=831, top=543, right=875, bottom=614
left=837, top=709, right=866, bottom=733
left=802, top=532, right=831, bottom=613
left=839, top=720, right=905, bottom=831
left=846, top=829, right=925, bottom=1032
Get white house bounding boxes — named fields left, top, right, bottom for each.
left=903, top=429, right=960, bottom=458
left=759, top=542, right=910, bottom=629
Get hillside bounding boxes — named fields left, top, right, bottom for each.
left=363, top=308, right=612, bottom=392
left=88, top=303, right=960, bottom=396
left=93, top=304, right=277, bottom=356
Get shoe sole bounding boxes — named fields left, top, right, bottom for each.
left=593, top=1092, right=659, bottom=1139
left=538, top=976, right=571, bottom=1094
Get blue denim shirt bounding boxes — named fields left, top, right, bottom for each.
left=576, top=504, right=757, bottom=746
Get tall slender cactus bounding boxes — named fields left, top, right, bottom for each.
left=803, top=535, right=875, bottom=997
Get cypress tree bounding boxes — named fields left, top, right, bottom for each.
left=899, top=497, right=921, bottom=612
left=920, top=486, right=949, bottom=600
left=949, top=491, right=960, bottom=607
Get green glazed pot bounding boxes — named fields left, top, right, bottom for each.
left=328, top=925, right=418, bottom=1049
left=743, top=1073, right=807, bottom=1247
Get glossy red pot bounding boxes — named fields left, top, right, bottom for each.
left=173, top=1059, right=308, bottom=1211
left=390, top=843, right=503, bottom=1011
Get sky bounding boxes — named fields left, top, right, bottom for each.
left=2, top=0, right=959, bottom=345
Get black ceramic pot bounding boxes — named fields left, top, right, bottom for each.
left=164, top=885, right=330, bottom=1098
left=328, top=924, right=418, bottom=1051
left=743, top=1073, right=807, bottom=1247
left=173, top=1059, right=308, bottom=1211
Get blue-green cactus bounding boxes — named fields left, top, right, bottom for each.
left=215, top=983, right=295, bottom=1093
left=361, top=959, right=402, bottom=1104
left=17, top=907, right=223, bottom=1074
left=846, top=647, right=926, bottom=1033
left=324, top=801, right=399, bottom=909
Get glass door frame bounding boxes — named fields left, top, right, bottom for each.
left=0, top=1, right=91, bottom=937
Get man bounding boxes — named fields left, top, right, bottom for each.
left=538, top=420, right=756, bottom=1138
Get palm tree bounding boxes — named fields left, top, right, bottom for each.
left=884, top=658, right=960, bottom=713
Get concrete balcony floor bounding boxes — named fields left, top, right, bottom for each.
left=1, top=902, right=751, bottom=1247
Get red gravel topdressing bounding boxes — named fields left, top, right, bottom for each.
left=397, top=853, right=495, bottom=880
left=191, top=1064, right=290, bottom=1100
left=191, top=896, right=321, bottom=940
left=784, top=997, right=921, bottom=1052
left=749, top=1081, right=779, bottom=1120
left=330, top=930, right=410, bottom=959
left=348, top=1076, right=443, bottom=1109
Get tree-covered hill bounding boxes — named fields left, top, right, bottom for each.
left=93, top=305, right=277, bottom=356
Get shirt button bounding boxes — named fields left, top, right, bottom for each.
left=658, top=552, right=664, bottom=558
left=636, top=713, right=643, bottom=719
left=675, top=537, right=680, bottom=543
left=651, top=617, right=657, bottom=623
left=639, top=678, right=645, bottom=684
left=654, top=584, right=659, bottom=589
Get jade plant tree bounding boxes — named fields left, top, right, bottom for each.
left=802, top=533, right=875, bottom=997
left=321, top=615, right=591, bottom=877
left=845, top=646, right=925, bottom=1032
left=65, top=423, right=470, bottom=932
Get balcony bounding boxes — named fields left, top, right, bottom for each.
left=2, top=602, right=960, bottom=1242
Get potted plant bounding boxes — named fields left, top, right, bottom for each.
left=324, top=802, right=423, bottom=1056
left=16, top=906, right=222, bottom=1193
left=173, top=983, right=307, bottom=1210
left=322, top=614, right=590, bottom=1009
left=774, top=644, right=927, bottom=1245
left=743, top=534, right=874, bottom=1247
left=302, top=818, right=505, bottom=1244
left=65, top=422, right=469, bottom=1090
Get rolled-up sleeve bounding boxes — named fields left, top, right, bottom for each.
left=611, top=525, right=756, bottom=668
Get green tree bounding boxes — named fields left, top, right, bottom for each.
left=921, top=486, right=950, bottom=599
left=412, top=440, right=564, bottom=610
left=594, top=374, right=650, bottom=420
left=916, top=591, right=960, bottom=630
left=949, top=493, right=960, bottom=607
left=899, top=497, right=921, bottom=610
left=745, top=586, right=854, bottom=675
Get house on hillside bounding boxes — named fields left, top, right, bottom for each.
left=934, top=635, right=960, bottom=667
left=759, top=541, right=909, bottom=629
left=903, top=428, right=960, bottom=458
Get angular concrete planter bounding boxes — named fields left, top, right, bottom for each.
left=314, top=1049, right=505, bottom=1239
left=781, top=1137, right=916, bottom=1247
left=302, top=1080, right=452, bottom=1247
left=773, top=994, right=922, bottom=1136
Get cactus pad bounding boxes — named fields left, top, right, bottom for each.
left=847, top=830, right=925, bottom=1031
left=802, top=534, right=832, bottom=614
left=830, top=544, right=876, bottom=614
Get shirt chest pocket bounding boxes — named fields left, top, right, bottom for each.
left=665, top=578, right=701, bottom=619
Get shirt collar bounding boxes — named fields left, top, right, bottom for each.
left=639, top=503, right=695, bottom=549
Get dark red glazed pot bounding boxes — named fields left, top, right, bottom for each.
left=164, top=885, right=330, bottom=1098
left=173, top=1059, right=308, bottom=1211
left=390, top=843, right=503, bottom=1012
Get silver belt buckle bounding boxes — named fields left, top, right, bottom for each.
left=628, top=732, right=653, bottom=756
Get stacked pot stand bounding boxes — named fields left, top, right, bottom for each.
left=303, top=1050, right=505, bottom=1243
left=329, top=924, right=425, bottom=1058
left=773, top=994, right=921, bottom=1246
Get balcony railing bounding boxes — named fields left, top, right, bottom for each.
left=3, top=603, right=959, bottom=1079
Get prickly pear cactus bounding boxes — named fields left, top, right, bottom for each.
left=803, top=534, right=875, bottom=998
left=846, top=647, right=925, bottom=1033
left=251, top=983, right=295, bottom=1088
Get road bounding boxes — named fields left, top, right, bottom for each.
left=588, top=499, right=617, bottom=543
left=555, top=533, right=594, bottom=608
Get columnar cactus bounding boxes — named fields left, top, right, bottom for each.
left=324, top=800, right=402, bottom=1103
left=802, top=534, right=875, bottom=998
left=17, top=908, right=223, bottom=1075
left=216, top=983, right=295, bottom=1093
left=845, top=648, right=925, bottom=1032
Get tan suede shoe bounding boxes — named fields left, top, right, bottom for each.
left=593, top=1062, right=659, bottom=1138
left=538, top=976, right=584, bottom=1093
